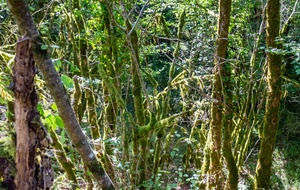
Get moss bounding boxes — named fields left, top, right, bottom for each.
left=49, top=128, right=78, bottom=185
left=222, top=61, right=238, bottom=189
left=152, top=135, right=163, bottom=179
left=205, top=0, right=232, bottom=188
left=255, top=0, right=282, bottom=189
left=72, top=76, right=83, bottom=123
left=159, top=15, right=170, bottom=38
left=173, top=9, right=186, bottom=57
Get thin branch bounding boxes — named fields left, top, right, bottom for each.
left=103, top=0, right=126, bottom=31
left=194, top=1, right=218, bottom=17
left=128, top=0, right=150, bottom=36
left=280, top=0, right=299, bottom=35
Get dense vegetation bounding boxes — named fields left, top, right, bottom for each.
left=0, top=0, right=299, bottom=189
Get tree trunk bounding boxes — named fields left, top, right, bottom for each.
left=255, top=0, right=282, bottom=189
left=101, top=2, right=118, bottom=135
left=222, top=56, right=238, bottom=190
left=13, top=37, right=53, bottom=190
left=220, top=1, right=238, bottom=189
left=207, top=0, right=232, bottom=189
left=48, top=127, right=78, bottom=186
left=125, top=19, right=147, bottom=186
left=6, top=0, right=115, bottom=189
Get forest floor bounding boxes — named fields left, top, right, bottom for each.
left=272, top=139, right=300, bottom=189
left=240, top=134, right=300, bottom=190
left=50, top=137, right=300, bottom=190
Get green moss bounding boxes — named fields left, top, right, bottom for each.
left=49, top=128, right=78, bottom=185
left=255, top=1, right=282, bottom=189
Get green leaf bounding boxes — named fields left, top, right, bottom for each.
left=64, top=59, right=80, bottom=72
left=55, top=116, right=64, bottom=128
left=40, top=44, right=48, bottom=50
left=60, top=129, right=66, bottom=143
left=44, top=114, right=64, bottom=130
left=53, top=59, right=62, bottom=71
left=51, top=103, right=58, bottom=111
left=166, top=184, right=177, bottom=190
left=61, top=74, right=74, bottom=89
left=45, top=114, right=57, bottom=130
left=37, top=103, right=44, bottom=116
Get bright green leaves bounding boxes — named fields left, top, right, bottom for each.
left=61, top=74, right=74, bottom=89
left=43, top=108, right=64, bottom=131
left=54, top=115, right=64, bottom=128
left=37, top=102, right=64, bottom=131
left=44, top=111, right=66, bottom=143
left=53, top=59, right=62, bottom=71
left=51, top=103, right=58, bottom=111
left=45, top=114, right=64, bottom=130
left=53, top=59, right=80, bottom=73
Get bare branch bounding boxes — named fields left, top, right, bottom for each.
left=128, top=0, right=150, bottom=36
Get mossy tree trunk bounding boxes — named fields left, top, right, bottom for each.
left=222, top=42, right=238, bottom=190
left=207, top=0, right=232, bottom=189
left=73, top=0, right=100, bottom=140
left=49, top=127, right=78, bottom=186
left=125, top=20, right=147, bottom=186
left=71, top=0, right=81, bottom=77
left=6, top=0, right=115, bottom=189
left=100, top=1, right=119, bottom=136
left=219, top=1, right=238, bottom=189
left=255, top=0, right=282, bottom=189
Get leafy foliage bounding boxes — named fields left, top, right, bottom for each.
left=0, top=0, right=299, bottom=189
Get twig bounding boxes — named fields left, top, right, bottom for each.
left=128, top=0, right=150, bottom=36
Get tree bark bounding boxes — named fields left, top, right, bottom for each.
left=13, top=37, right=53, bottom=190
left=6, top=0, right=115, bottom=189
left=219, top=1, right=238, bottom=189
left=222, top=58, right=238, bottom=190
left=207, top=0, right=232, bottom=189
left=125, top=19, right=147, bottom=186
left=255, top=0, right=282, bottom=189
